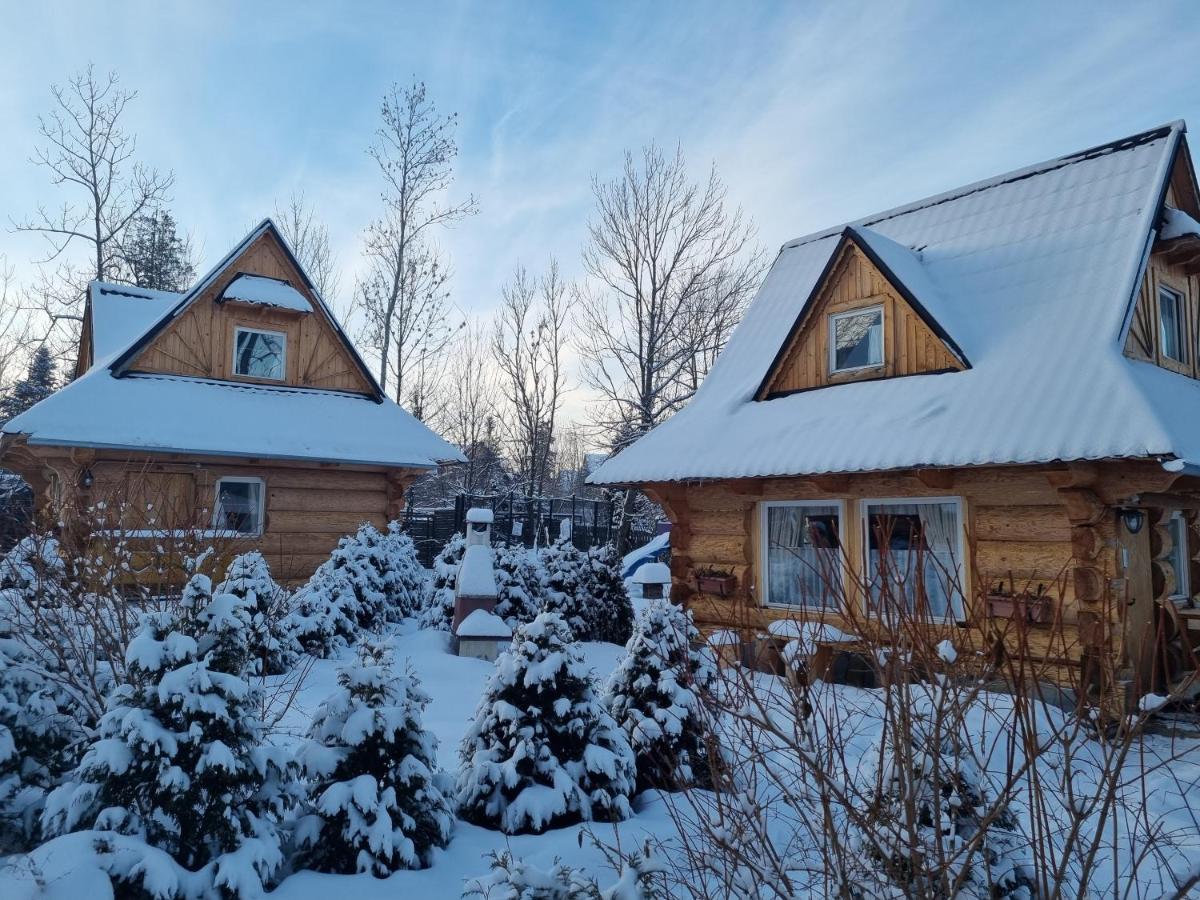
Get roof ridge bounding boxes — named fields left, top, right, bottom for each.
left=783, top=121, right=1183, bottom=252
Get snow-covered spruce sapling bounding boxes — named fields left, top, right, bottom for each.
left=0, top=634, right=83, bottom=852
left=286, top=566, right=360, bottom=658
left=217, top=550, right=300, bottom=675
left=383, top=520, right=428, bottom=617
left=580, top=544, right=635, bottom=646
left=420, top=531, right=466, bottom=630
left=456, top=611, right=636, bottom=835
left=464, top=840, right=665, bottom=899
left=605, top=599, right=717, bottom=792
left=492, top=542, right=541, bottom=629
left=296, top=642, right=452, bottom=875
left=322, top=522, right=392, bottom=631
left=539, top=537, right=590, bottom=638
left=42, top=575, right=296, bottom=897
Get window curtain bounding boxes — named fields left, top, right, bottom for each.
left=866, top=317, right=882, bottom=364
left=767, top=506, right=840, bottom=608
left=868, top=502, right=963, bottom=622
left=917, top=502, right=962, bottom=619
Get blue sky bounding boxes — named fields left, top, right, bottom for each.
left=2, top=1, right=1199, bottom=417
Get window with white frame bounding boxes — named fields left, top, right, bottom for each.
left=762, top=502, right=843, bottom=608
left=1167, top=511, right=1191, bottom=603
left=864, top=498, right=964, bottom=622
left=830, top=306, right=884, bottom=373
left=1158, top=286, right=1187, bottom=364
left=213, top=477, right=265, bottom=535
left=233, top=327, right=286, bottom=380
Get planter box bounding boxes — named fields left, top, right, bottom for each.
left=696, top=573, right=737, bottom=596
left=987, top=593, right=1052, bottom=624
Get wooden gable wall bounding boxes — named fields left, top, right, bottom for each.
left=1124, top=248, right=1200, bottom=374
left=759, top=242, right=964, bottom=397
left=128, top=231, right=375, bottom=395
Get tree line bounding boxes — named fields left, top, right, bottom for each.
left=0, top=64, right=764, bottom=542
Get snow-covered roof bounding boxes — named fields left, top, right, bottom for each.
left=1, top=368, right=463, bottom=468
left=88, top=282, right=181, bottom=365
left=632, top=561, right=671, bottom=584
left=220, top=274, right=312, bottom=313
left=1161, top=205, right=1200, bottom=241
left=466, top=507, right=494, bottom=524
left=456, top=608, right=512, bottom=638
left=591, top=122, right=1200, bottom=485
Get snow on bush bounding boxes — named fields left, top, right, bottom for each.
left=321, top=522, right=394, bottom=631
left=42, top=574, right=296, bottom=898
left=604, top=599, right=717, bottom=792
left=463, top=842, right=665, bottom=899
left=0, top=533, right=66, bottom=601
left=421, top=531, right=466, bottom=631
left=383, top=520, right=428, bottom=616
left=579, top=545, right=635, bottom=646
left=287, top=566, right=360, bottom=659
left=456, top=611, right=636, bottom=835
left=217, top=550, right=300, bottom=676
left=539, top=537, right=590, bottom=638
left=0, top=634, right=83, bottom=852
left=492, top=542, right=541, bottom=629
left=295, top=642, right=453, bottom=875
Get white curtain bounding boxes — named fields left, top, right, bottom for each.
left=767, top=506, right=840, bottom=608
left=868, top=502, right=962, bottom=622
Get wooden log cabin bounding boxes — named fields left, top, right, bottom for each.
left=589, top=122, right=1200, bottom=707
left=0, top=219, right=463, bottom=583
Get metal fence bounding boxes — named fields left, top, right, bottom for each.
left=398, top=493, right=656, bottom=568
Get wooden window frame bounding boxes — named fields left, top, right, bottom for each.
left=859, top=495, right=967, bottom=624
left=212, top=476, right=266, bottom=536
left=828, top=304, right=885, bottom=375
left=232, top=326, right=287, bottom=382
left=758, top=500, right=848, bottom=611
left=1156, top=283, right=1189, bottom=370
left=1167, top=510, right=1191, bottom=603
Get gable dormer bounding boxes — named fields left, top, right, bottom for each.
left=756, top=226, right=969, bottom=399
left=113, top=221, right=381, bottom=398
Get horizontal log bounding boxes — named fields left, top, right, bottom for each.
left=258, top=470, right=389, bottom=492
left=266, top=510, right=384, bottom=534
left=267, top=487, right=388, bottom=513
left=689, top=532, right=751, bottom=567
left=975, top=541, right=1073, bottom=587
left=973, top=506, right=1071, bottom=543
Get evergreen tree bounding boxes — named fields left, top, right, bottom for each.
left=420, top=531, right=466, bottom=630
left=492, top=542, right=540, bottom=629
left=0, top=348, right=56, bottom=425
left=456, top=612, right=635, bottom=835
left=120, top=208, right=195, bottom=291
left=217, top=551, right=300, bottom=676
left=0, top=635, right=83, bottom=852
left=321, top=523, right=391, bottom=631
left=604, top=599, right=716, bottom=792
left=382, top=521, right=427, bottom=617
left=286, top=566, right=360, bottom=658
left=43, top=576, right=295, bottom=897
left=580, top=544, right=635, bottom=645
left=539, top=537, right=589, bottom=638
left=296, top=643, right=452, bottom=875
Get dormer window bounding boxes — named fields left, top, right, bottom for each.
left=233, top=327, right=286, bottom=380
left=1158, top=286, right=1187, bottom=364
left=829, top=306, right=884, bottom=373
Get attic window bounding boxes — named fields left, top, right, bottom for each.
left=233, top=327, right=286, bottom=380
left=829, top=306, right=883, bottom=373
left=1158, top=286, right=1187, bottom=364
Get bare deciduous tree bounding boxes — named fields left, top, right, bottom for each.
left=439, top=318, right=503, bottom=495
left=0, top=260, right=34, bottom=394
left=575, top=144, right=763, bottom=546
left=13, top=65, right=173, bottom=353
left=492, top=261, right=569, bottom=499
left=275, top=191, right=341, bottom=304
left=358, top=78, right=477, bottom=407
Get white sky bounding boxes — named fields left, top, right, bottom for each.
left=2, top=1, right=1199, bottom=437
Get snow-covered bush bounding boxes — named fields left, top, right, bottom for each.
left=0, top=532, right=66, bottom=601
left=464, top=842, right=664, bottom=899
left=456, top=611, right=636, bottom=835
left=383, top=520, right=427, bottom=616
left=0, top=634, right=83, bottom=851
left=43, top=574, right=296, bottom=897
left=605, top=599, right=717, bottom=792
left=421, top=531, right=466, bottom=631
left=295, top=642, right=452, bottom=875
left=539, top=537, right=589, bottom=638
left=287, top=566, right=360, bottom=658
left=217, top=550, right=300, bottom=675
left=492, top=542, right=541, bottom=629
left=322, top=522, right=392, bottom=631
left=580, top=544, right=635, bottom=645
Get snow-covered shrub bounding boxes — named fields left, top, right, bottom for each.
left=580, top=544, right=635, bottom=645
left=605, top=599, right=717, bottom=792
left=464, top=842, right=664, bottom=899
left=421, top=531, right=466, bottom=631
left=492, top=542, right=541, bottom=629
left=0, top=532, right=66, bottom=601
left=287, top=566, right=360, bottom=658
left=539, top=537, right=589, bottom=638
left=217, top=551, right=300, bottom=675
left=322, top=522, right=392, bottom=631
left=0, top=634, right=83, bottom=851
left=456, top=611, right=636, bottom=835
left=43, top=574, right=296, bottom=897
left=383, top=521, right=427, bottom=617
left=295, top=642, right=452, bottom=875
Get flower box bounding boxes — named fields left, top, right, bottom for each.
left=695, top=572, right=737, bottom=596
left=986, top=592, right=1052, bottom=624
